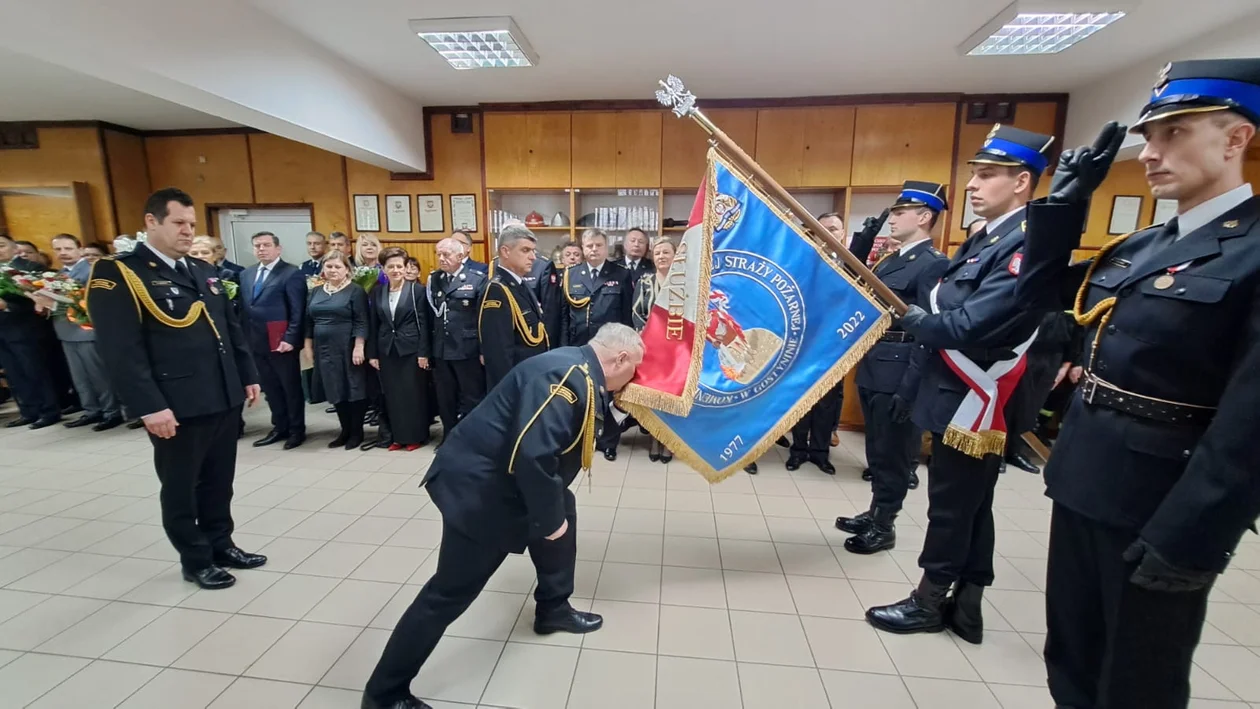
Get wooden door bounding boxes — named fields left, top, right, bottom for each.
left=526, top=113, right=571, bottom=188
left=850, top=104, right=956, bottom=187
left=801, top=106, right=856, bottom=187
left=754, top=109, right=806, bottom=188
left=571, top=112, right=618, bottom=187
left=483, top=113, right=532, bottom=188
left=614, top=111, right=663, bottom=187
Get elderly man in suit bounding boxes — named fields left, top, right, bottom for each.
left=209, top=236, right=244, bottom=279
left=240, top=232, right=307, bottom=449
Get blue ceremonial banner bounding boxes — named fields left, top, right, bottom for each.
left=624, top=153, right=891, bottom=482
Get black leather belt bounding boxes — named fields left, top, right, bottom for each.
left=880, top=331, right=914, bottom=343
left=1080, top=371, right=1216, bottom=427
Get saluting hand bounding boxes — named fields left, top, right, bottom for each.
left=143, top=409, right=179, bottom=439
left=545, top=519, right=569, bottom=541
left=245, top=384, right=261, bottom=407
left=1049, top=121, right=1126, bottom=205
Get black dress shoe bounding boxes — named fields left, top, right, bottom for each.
left=345, top=435, right=363, bottom=451
left=744, top=462, right=758, bottom=474
left=254, top=430, right=286, bottom=447
left=648, top=451, right=660, bottom=462
left=325, top=405, right=337, bottom=414
left=328, top=434, right=348, bottom=448
left=127, top=419, right=146, bottom=429
left=28, top=417, right=60, bottom=430
left=361, top=694, right=432, bottom=709
left=1005, top=452, right=1041, bottom=474
left=284, top=433, right=306, bottom=450
left=836, top=509, right=872, bottom=534
left=775, top=436, right=790, bottom=448
left=942, top=581, right=985, bottom=645
left=861, top=467, right=873, bottom=481
left=866, top=576, right=950, bottom=635
left=908, top=470, right=920, bottom=490
left=534, top=607, right=603, bottom=635
left=214, top=546, right=267, bottom=569
left=5, top=417, right=35, bottom=428
left=785, top=455, right=805, bottom=471
left=660, top=452, right=672, bottom=464
left=64, top=414, right=103, bottom=428
left=92, top=416, right=124, bottom=432
left=844, top=507, right=897, bottom=555
left=603, top=449, right=617, bottom=462
left=811, top=457, right=836, bottom=475
left=60, top=404, right=83, bottom=416
left=182, top=565, right=236, bottom=590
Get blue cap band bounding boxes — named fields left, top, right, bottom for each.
left=979, top=137, right=1048, bottom=174
left=897, top=188, right=946, bottom=212
left=1150, top=77, right=1260, bottom=120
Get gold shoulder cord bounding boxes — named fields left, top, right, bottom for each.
left=115, top=260, right=223, bottom=341
left=1072, top=230, right=1139, bottom=367
left=508, top=364, right=597, bottom=474
left=562, top=267, right=591, bottom=308
left=478, top=280, right=548, bottom=347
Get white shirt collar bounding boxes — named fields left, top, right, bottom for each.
left=149, top=247, right=186, bottom=271
left=897, top=238, right=931, bottom=256
left=588, top=260, right=606, bottom=276
left=502, top=267, right=524, bottom=285
left=982, top=205, right=1025, bottom=237
left=1175, top=183, right=1254, bottom=240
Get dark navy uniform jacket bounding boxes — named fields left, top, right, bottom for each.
left=1033, top=195, right=1260, bottom=574
left=479, top=269, right=550, bottom=389
left=422, top=345, right=606, bottom=552
left=87, top=243, right=258, bottom=420
left=422, top=267, right=488, bottom=361
left=855, top=241, right=949, bottom=398
left=905, top=208, right=1044, bottom=435
left=560, top=260, right=634, bottom=346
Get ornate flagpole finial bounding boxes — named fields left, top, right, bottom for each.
left=656, top=75, right=697, bottom=118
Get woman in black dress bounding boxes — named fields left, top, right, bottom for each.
left=367, top=248, right=431, bottom=451
left=304, top=250, right=370, bottom=449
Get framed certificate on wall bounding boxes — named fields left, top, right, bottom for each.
left=418, top=195, right=444, bottom=233
left=353, top=194, right=380, bottom=232
left=385, top=195, right=412, bottom=233
left=1153, top=198, right=1178, bottom=226
left=450, top=194, right=477, bottom=232
left=1108, top=195, right=1143, bottom=235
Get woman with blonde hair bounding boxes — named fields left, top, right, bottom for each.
left=631, top=237, right=676, bottom=463
left=356, top=234, right=383, bottom=271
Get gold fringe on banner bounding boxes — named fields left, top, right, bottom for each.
left=620, top=310, right=892, bottom=484
left=943, top=425, right=1008, bottom=460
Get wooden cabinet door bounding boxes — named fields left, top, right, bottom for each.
left=614, top=111, right=663, bottom=187
left=801, top=106, right=855, bottom=187
left=754, top=109, right=806, bottom=188
left=660, top=108, right=759, bottom=189
left=482, top=113, right=532, bottom=188
left=571, top=112, right=617, bottom=187
left=526, top=113, right=571, bottom=188
left=851, top=104, right=956, bottom=187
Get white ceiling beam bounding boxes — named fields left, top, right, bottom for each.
left=0, top=0, right=428, bottom=172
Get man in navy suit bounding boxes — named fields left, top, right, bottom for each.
left=240, top=232, right=307, bottom=449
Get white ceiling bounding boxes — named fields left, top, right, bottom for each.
left=253, top=0, right=1260, bottom=104
left=0, top=48, right=236, bottom=130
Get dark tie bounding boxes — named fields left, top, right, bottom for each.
left=253, top=265, right=269, bottom=298
left=1129, top=217, right=1180, bottom=274
left=175, top=260, right=192, bottom=284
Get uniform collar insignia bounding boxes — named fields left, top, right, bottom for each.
left=989, top=235, right=1000, bottom=245
left=1223, top=219, right=1240, bottom=228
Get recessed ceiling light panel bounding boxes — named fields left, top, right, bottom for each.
left=410, top=16, right=538, bottom=70
left=960, top=3, right=1127, bottom=57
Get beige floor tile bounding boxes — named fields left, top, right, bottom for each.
left=729, top=610, right=814, bottom=666
left=956, top=630, right=1049, bottom=685
left=566, top=649, right=655, bottom=709
left=987, top=682, right=1057, bottom=709
left=738, top=662, right=830, bottom=707
left=208, top=676, right=312, bottom=709
left=118, top=568, right=200, bottom=606
left=0, top=652, right=91, bottom=708
left=833, top=549, right=911, bottom=583
left=902, top=676, right=1001, bottom=708
left=575, top=530, right=609, bottom=562
left=611, top=508, right=666, bottom=535
left=253, top=537, right=328, bottom=572
left=658, top=605, right=734, bottom=660
left=660, top=566, right=727, bottom=609
left=724, top=570, right=796, bottom=613
left=603, top=533, right=663, bottom=565
left=334, top=516, right=407, bottom=545
left=6, top=551, right=119, bottom=593
left=1209, top=603, right=1260, bottom=647
left=751, top=477, right=800, bottom=497
left=240, top=573, right=340, bottom=619
left=320, top=627, right=390, bottom=690
left=236, top=507, right=313, bottom=537
left=711, top=493, right=762, bottom=516
left=487, top=555, right=544, bottom=594
left=775, top=543, right=846, bottom=578
left=174, top=614, right=294, bottom=674
left=62, top=556, right=173, bottom=600
left=661, top=535, right=721, bottom=569
left=0, top=589, right=48, bottom=624
left=351, top=545, right=431, bottom=584
left=574, top=485, right=621, bottom=508
left=117, top=667, right=235, bottom=708
left=1196, top=645, right=1260, bottom=701
left=482, top=642, right=579, bottom=709
left=413, top=636, right=503, bottom=703
left=879, top=629, right=981, bottom=681
left=714, top=513, right=772, bottom=542
left=245, top=621, right=361, bottom=684
left=576, top=505, right=615, bottom=533
left=81, top=524, right=167, bottom=557
left=0, top=594, right=107, bottom=651
left=819, top=669, right=916, bottom=708
left=28, top=658, right=160, bottom=709
left=105, top=607, right=229, bottom=666
left=666, top=490, right=714, bottom=513
left=663, top=511, right=717, bottom=538
left=33, top=520, right=134, bottom=552
left=360, top=493, right=419, bottom=518
left=583, top=599, right=659, bottom=654
left=656, top=655, right=742, bottom=709
left=370, top=584, right=422, bottom=630
left=305, top=578, right=400, bottom=627
left=986, top=589, right=1047, bottom=634
left=447, top=591, right=527, bottom=642
left=178, top=569, right=284, bottom=613
left=766, top=516, right=828, bottom=545
left=786, top=575, right=865, bottom=619
left=1193, top=662, right=1246, bottom=700
left=594, top=561, right=660, bottom=603
left=37, top=601, right=167, bottom=658
left=292, top=541, right=378, bottom=578
left=758, top=495, right=813, bottom=519
left=286, top=512, right=359, bottom=541
left=800, top=615, right=897, bottom=674
left=719, top=539, right=782, bottom=573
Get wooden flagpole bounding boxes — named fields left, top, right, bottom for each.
left=656, top=76, right=908, bottom=315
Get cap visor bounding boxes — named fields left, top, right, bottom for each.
left=1130, top=104, right=1231, bottom=132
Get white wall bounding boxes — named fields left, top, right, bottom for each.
left=1065, top=10, right=1260, bottom=152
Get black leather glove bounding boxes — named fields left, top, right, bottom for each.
left=1048, top=121, right=1127, bottom=205
left=899, top=304, right=928, bottom=331
left=1122, top=539, right=1215, bottom=593
left=860, top=208, right=891, bottom=238
left=888, top=395, right=912, bottom=424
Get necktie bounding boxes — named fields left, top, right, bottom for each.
left=175, top=260, right=192, bottom=284
left=1129, top=217, right=1180, bottom=274
left=591, top=267, right=599, bottom=281
left=253, top=265, right=269, bottom=298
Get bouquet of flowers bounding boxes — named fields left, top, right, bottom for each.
left=0, top=264, right=27, bottom=298
left=0, top=264, right=92, bottom=329
left=306, top=275, right=325, bottom=290
left=222, top=280, right=239, bottom=300
left=351, top=266, right=382, bottom=292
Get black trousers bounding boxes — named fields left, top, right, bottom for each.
left=918, top=434, right=1001, bottom=586
left=0, top=337, right=60, bottom=420
left=333, top=400, right=367, bottom=443
left=254, top=351, right=305, bottom=435
left=434, top=357, right=485, bottom=436
left=379, top=355, right=430, bottom=446
left=791, top=383, right=842, bottom=459
left=598, top=402, right=621, bottom=453
left=857, top=387, right=920, bottom=514
left=528, top=488, right=578, bottom=613
left=1045, top=503, right=1210, bottom=709
left=150, top=406, right=242, bottom=571
left=365, top=495, right=577, bottom=705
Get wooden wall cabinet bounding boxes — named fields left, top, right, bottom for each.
left=570, top=112, right=617, bottom=187
left=571, top=111, right=663, bottom=188
left=483, top=112, right=572, bottom=189
left=754, top=107, right=855, bottom=188
left=660, top=108, right=759, bottom=189
left=850, top=103, right=956, bottom=187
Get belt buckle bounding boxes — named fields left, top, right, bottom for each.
left=1081, top=373, right=1099, bottom=404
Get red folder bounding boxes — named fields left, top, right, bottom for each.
left=266, top=321, right=288, bottom=352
